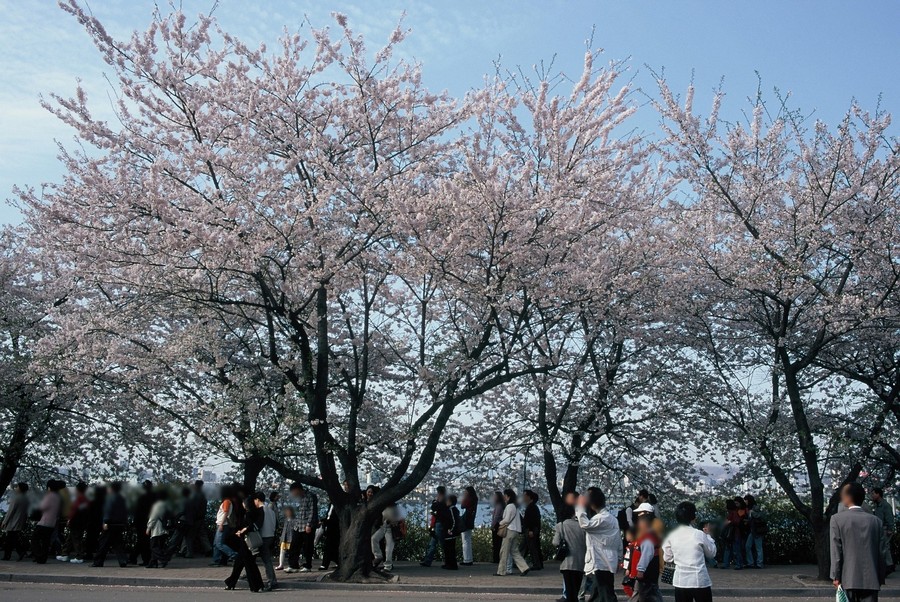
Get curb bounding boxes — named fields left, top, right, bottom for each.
left=5, top=572, right=900, bottom=597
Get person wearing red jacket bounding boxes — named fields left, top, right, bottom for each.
left=57, top=481, right=90, bottom=563
left=626, top=511, right=663, bottom=602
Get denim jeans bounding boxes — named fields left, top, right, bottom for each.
left=213, top=527, right=237, bottom=563
left=745, top=533, right=763, bottom=567
left=722, top=536, right=745, bottom=568
left=461, top=530, right=473, bottom=563
left=421, top=523, right=445, bottom=565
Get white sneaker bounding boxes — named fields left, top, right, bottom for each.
left=298, top=567, right=310, bottom=573
left=70, top=559, right=84, bottom=564
left=56, top=556, right=69, bottom=562
left=384, top=565, right=393, bottom=571
left=283, top=568, right=296, bottom=573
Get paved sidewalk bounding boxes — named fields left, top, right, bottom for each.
left=1, top=557, right=898, bottom=597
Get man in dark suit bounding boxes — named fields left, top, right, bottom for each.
left=522, top=489, right=543, bottom=570
left=831, top=482, right=886, bottom=602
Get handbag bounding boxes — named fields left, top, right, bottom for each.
left=245, top=530, right=263, bottom=556
left=553, top=535, right=569, bottom=561
left=497, top=524, right=508, bottom=538
left=660, top=561, right=676, bottom=585
left=835, top=586, right=849, bottom=602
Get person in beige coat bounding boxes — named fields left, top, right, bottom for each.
left=146, top=490, right=170, bottom=569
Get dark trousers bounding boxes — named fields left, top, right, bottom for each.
left=225, top=540, right=264, bottom=592
left=84, top=524, right=101, bottom=560
left=525, top=530, right=543, bottom=569
left=562, top=569, right=584, bottom=602
left=442, top=536, right=458, bottom=569
left=62, top=525, right=86, bottom=559
left=31, top=525, right=55, bottom=564
left=846, top=591, right=879, bottom=602
left=288, top=530, right=313, bottom=569
left=165, top=525, right=192, bottom=560
left=674, top=587, right=714, bottom=602
left=3, top=531, right=25, bottom=560
left=93, top=525, right=127, bottom=566
left=149, top=535, right=168, bottom=567
left=586, top=570, right=616, bottom=602
left=634, top=580, right=663, bottom=602
left=131, top=527, right=151, bottom=565
left=491, top=527, right=502, bottom=563
left=322, top=525, right=340, bottom=568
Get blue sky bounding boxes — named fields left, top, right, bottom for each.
left=1, top=0, right=897, bottom=225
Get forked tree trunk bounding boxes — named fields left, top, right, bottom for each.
left=329, top=504, right=391, bottom=583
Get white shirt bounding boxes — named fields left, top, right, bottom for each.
left=662, top=524, right=717, bottom=588
left=500, top=503, right=522, bottom=533
left=575, top=506, right=621, bottom=574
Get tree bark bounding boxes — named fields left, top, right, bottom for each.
left=329, top=503, right=389, bottom=583
left=242, top=456, right=266, bottom=492
left=813, top=517, right=831, bottom=581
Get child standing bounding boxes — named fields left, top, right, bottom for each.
left=275, top=506, right=297, bottom=570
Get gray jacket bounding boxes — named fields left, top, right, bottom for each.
left=553, top=517, right=587, bottom=572
left=830, top=507, right=885, bottom=590
left=1, top=493, right=29, bottom=532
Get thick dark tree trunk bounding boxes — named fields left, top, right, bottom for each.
left=813, top=517, right=831, bottom=581
left=0, top=457, right=20, bottom=497
left=326, top=504, right=395, bottom=583
left=242, top=456, right=265, bottom=492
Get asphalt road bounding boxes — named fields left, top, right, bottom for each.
left=3, top=583, right=900, bottom=602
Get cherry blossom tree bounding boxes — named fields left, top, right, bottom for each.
left=657, top=81, right=900, bottom=579
left=18, top=3, right=646, bottom=580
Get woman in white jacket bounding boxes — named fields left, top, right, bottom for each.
left=495, top=489, right=530, bottom=577
left=575, top=488, right=621, bottom=602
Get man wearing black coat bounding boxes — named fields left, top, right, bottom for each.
left=522, top=489, right=543, bottom=570
left=130, top=480, right=154, bottom=565
left=92, top=482, right=129, bottom=567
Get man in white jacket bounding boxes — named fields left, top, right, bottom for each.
left=576, top=488, right=621, bottom=602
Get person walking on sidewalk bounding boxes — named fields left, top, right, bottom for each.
left=522, top=489, right=544, bottom=570
left=146, top=489, right=170, bottom=568
left=576, top=488, right=620, bottom=602
left=496, top=489, right=530, bottom=577
left=832, top=483, right=887, bottom=602
left=490, top=491, right=504, bottom=564
left=421, top=485, right=449, bottom=567
left=223, top=494, right=265, bottom=593
left=31, top=480, right=62, bottom=564
left=871, top=487, right=895, bottom=576
left=554, top=503, right=587, bottom=602
left=130, top=480, right=154, bottom=566
left=285, top=482, right=317, bottom=573
left=212, top=485, right=238, bottom=566
left=2, top=482, right=29, bottom=561
left=662, top=501, right=717, bottom=602
left=259, top=491, right=278, bottom=590
left=91, top=481, right=129, bottom=568
left=57, top=481, right=90, bottom=564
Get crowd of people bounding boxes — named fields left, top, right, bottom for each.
left=1, top=477, right=895, bottom=600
